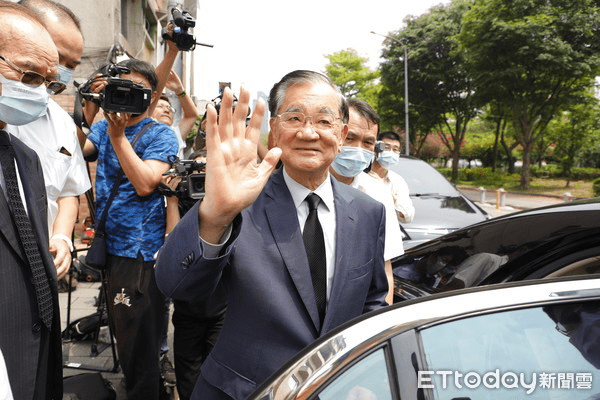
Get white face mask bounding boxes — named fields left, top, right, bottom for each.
left=0, top=74, right=50, bottom=125
left=377, top=150, right=400, bottom=169
left=57, top=64, right=75, bottom=86
left=331, top=146, right=374, bottom=177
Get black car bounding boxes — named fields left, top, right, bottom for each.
left=388, top=156, right=489, bottom=250
left=393, top=197, right=600, bottom=301
left=250, top=276, right=600, bottom=400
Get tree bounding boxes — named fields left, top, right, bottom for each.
left=458, top=0, right=600, bottom=189
left=324, top=49, right=380, bottom=107
left=547, top=92, right=600, bottom=185
left=379, top=0, right=481, bottom=182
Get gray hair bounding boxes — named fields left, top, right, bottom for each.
left=268, top=70, right=349, bottom=123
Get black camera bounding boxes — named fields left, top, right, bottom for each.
left=77, top=64, right=151, bottom=114
left=162, top=8, right=196, bottom=51
left=159, top=156, right=206, bottom=200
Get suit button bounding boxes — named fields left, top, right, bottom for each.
left=32, top=322, right=41, bottom=333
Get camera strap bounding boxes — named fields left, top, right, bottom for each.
left=94, top=121, right=155, bottom=233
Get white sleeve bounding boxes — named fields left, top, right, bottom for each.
left=389, top=171, right=415, bottom=223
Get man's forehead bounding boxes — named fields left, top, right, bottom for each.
left=1, top=13, right=58, bottom=68
left=281, top=82, right=339, bottom=112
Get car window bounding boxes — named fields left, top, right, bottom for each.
left=390, top=159, right=457, bottom=196
left=317, top=348, right=394, bottom=400
left=418, top=301, right=600, bottom=399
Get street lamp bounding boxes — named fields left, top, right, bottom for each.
left=371, top=31, right=409, bottom=155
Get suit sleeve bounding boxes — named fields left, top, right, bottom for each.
left=363, top=202, right=389, bottom=312
left=155, top=200, right=241, bottom=302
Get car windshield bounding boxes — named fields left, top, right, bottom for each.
left=388, top=158, right=458, bottom=197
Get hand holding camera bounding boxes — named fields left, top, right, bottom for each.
left=77, top=64, right=151, bottom=115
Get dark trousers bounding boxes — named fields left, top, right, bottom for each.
left=172, top=300, right=225, bottom=400
left=106, top=254, right=166, bottom=400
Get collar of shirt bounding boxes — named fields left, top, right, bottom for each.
left=282, top=166, right=336, bottom=300
left=282, top=167, right=335, bottom=217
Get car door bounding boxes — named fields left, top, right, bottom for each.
left=402, top=299, right=600, bottom=400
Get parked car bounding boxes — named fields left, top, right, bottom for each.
left=388, top=155, right=489, bottom=250
left=393, top=197, right=600, bottom=301
left=249, top=276, right=600, bottom=400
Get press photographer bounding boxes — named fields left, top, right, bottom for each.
left=79, top=56, right=180, bottom=400
left=77, top=63, right=151, bottom=115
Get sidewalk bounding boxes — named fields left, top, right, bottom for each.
left=459, top=187, right=568, bottom=217
left=59, top=271, right=175, bottom=399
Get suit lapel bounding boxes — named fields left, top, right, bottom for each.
left=0, top=185, right=26, bottom=261
left=264, top=170, right=322, bottom=332
left=2, top=138, right=51, bottom=266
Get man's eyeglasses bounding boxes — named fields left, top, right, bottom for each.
left=277, top=112, right=340, bottom=133
left=0, top=55, right=66, bottom=94
left=156, top=103, right=176, bottom=114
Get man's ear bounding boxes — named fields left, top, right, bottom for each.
left=268, top=117, right=278, bottom=147
left=338, top=124, right=349, bottom=152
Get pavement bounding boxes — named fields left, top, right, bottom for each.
left=59, top=267, right=176, bottom=399
left=458, top=186, right=569, bottom=218
left=57, top=188, right=570, bottom=399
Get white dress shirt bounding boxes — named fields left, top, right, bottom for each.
left=351, top=171, right=404, bottom=260
left=6, top=99, right=91, bottom=235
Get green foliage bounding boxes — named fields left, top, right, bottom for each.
left=593, top=178, right=600, bottom=197
left=379, top=0, right=480, bottom=181
left=457, top=0, right=600, bottom=189
left=324, top=49, right=380, bottom=104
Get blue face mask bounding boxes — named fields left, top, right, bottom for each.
left=377, top=151, right=400, bottom=169
left=57, top=64, right=75, bottom=87
left=0, top=74, right=50, bottom=125
left=331, top=146, right=374, bottom=178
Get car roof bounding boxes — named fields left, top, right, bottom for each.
left=249, top=275, right=600, bottom=400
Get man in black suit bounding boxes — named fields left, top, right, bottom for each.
left=0, top=2, right=63, bottom=399
left=156, top=71, right=388, bottom=399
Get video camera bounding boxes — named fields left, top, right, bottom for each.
left=162, top=7, right=197, bottom=51
left=159, top=156, right=206, bottom=200
left=76, top=64, right=151, bottom=114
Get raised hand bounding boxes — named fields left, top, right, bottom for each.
left=198, top=87, right=281, bottom=243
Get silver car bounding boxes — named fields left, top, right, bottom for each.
left=250, top=276, right=600, bottom=400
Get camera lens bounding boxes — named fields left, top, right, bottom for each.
left=109, top=88, right=134, bottom=106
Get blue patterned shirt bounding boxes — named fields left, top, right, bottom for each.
left=88, top=117, right=178, bottom=261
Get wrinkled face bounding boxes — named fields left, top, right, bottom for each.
left=344, top=108, right=378, bottom=151
left=269, top=82, right=347, bottom=180
left=0, top=13, right=58, bottom=127
left=153, top=98, right=174, bottom=126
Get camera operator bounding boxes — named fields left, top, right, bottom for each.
left=152, top=69, right=200, bottom=159
left=80, top=58, right=179, bottom=400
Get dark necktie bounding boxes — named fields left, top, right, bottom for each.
left=0, top=130, right=53, bottom=328
left=303, top=193, right=327, bottom=325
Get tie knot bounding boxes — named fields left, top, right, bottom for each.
left=305, top=193, right=321, bottom=211
left=0, top=130, right=11, bottom=147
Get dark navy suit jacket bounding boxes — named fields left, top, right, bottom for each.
left=0, top=133, right=62, bottom=399
left=156, top=168, right=388, bottom=399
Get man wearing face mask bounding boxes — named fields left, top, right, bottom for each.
left=0, top=2, right=64, bottom=398
left=329, top=98, right=403, bottom=304
left=369, top=131, right=414, bottom=223
left=6, top=0, right=90, bottom=283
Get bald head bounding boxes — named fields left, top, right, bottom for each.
left=19, top=0, right=83, bottom=71
left=0, top=0, right=57, bottom=127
